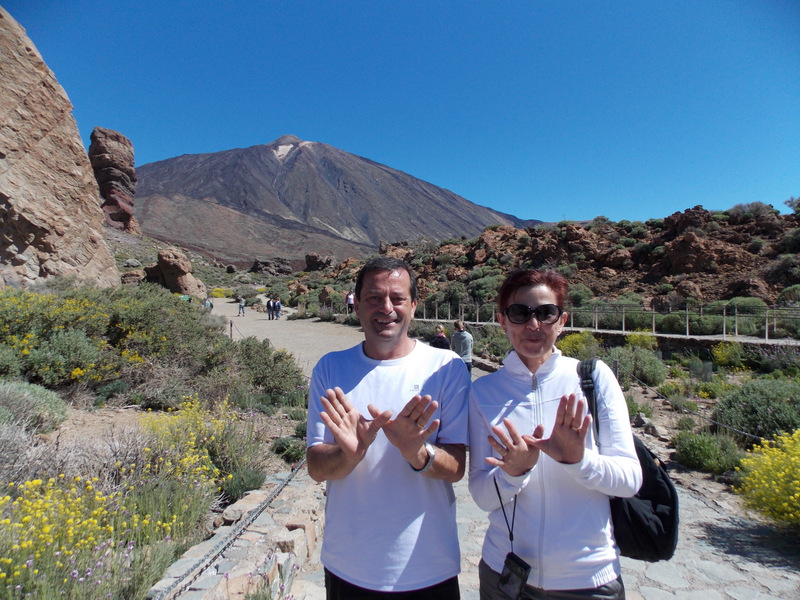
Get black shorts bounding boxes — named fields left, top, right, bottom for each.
left=324, top=568, right=460, bottom=600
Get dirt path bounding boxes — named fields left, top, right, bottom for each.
left=213, top=299, right=365, bottom=377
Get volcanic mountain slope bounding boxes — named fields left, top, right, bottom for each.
left=135, top=135, right=539, bottom=266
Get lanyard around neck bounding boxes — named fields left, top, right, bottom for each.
left=493, top=476, right=517, bottom=553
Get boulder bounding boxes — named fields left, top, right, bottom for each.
left=88, top=127, right=140, bottom=234
left=0, top=8, right=119, bottom=288
left=305, top=252, right=332, bottom=272
left=249, top=258, right=292, bottom=276
left=144, top=247, right=206, bottom=299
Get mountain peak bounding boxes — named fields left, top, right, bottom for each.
left=271, top=134, right=303, bottom=146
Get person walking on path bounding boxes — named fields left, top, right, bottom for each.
left=346, top=290, right=355, bottom=314
left=430, top=324, right=451, bottom=349
left=237, top=295, right=246, bottom=316
left=469, top=269, right=641, bottom=600
left=306, top=256, right=470, bottom=599
left=450, top=320, right=474, bottom=373
left=266, top=297, right=274, bottom=320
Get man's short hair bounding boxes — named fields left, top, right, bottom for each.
left=454, top=320, right=464, bottom=331
left=355, top=257, right=418, bottom=301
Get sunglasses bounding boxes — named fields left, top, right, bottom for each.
left=503, top=303, right=563, bottom=325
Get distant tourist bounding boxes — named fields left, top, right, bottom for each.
left=346, top=291, right=355, bottom=314
left=429, top=324, right=450, bottom=350
left=450, top=320, right=473, bottom=373
left=204, top=297, right=213, bottom=310
left=266, top=297, right=274, bottom=320
left=274, top=297, right=282, bottom=319
left=237, top=295, right=246, bottom=316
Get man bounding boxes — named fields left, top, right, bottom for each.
left=306, top=256, right=470, bottom=599
left=450, top=320, right=474, bottom=374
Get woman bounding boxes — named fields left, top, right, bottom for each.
left=468, top=270, right=641, bottom=600
left=430, top=324, right=451, bottom=350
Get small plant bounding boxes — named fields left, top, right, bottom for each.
left=271, top=436, right=306, bottom=463
left=626, top=330, right=657, bottom=350
left=736, top=429, right=800, bottom=530
left=558, top=331, right=601, bottom=360
left=0, top=380, right=67, bottom=433
left=676, top=416, right=696, bottom=431
left=673, top=431, right=743, bottom=474
left=625, top=395, right=653, bottom=420
left=712, top=378, right=800, bottom=446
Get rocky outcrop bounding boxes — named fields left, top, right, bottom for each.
left=0, top=8, right=119, bottom=288
left=369, top=205, right=798, bottom=307
left=88, top=127, right=140, bottom=234
left=304, top=252, right=333, bottom=272
left=144, top=247, right=206, bottom=298
left=249, top=258, right=292, bottom=277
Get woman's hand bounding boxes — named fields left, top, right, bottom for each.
left=524, top=393, right=591, bottom=464
left=485, top=417, right=543, bottom=477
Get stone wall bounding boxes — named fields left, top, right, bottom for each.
left=147, top=469, right=325, bottom=600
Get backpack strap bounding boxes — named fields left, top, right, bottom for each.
left=578, top=358, right=599, bottom=442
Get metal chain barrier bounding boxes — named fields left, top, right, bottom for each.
left=152, top=457, right=307, bottom=600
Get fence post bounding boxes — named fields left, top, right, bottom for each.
left=722, top=305, right=727, bottom=339
left=765, top=308, right=769, bottom=342
left=622, top=306, right=626, bottom=334
left=685, top=308, right=690, bottom=338
left=230, top=320, right=233, bottom=339
left=735, top=306, right=739, bottom=336
left=612, top=359, right=620, bottom=379
left=652, top=310, right=655, bottom=334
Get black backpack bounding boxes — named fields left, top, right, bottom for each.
left=578, top=359, right=679, bottom=562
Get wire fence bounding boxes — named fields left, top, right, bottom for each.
left=414, top=302, right=800, bottom=343
left=611, top=360, right=764, bottom=444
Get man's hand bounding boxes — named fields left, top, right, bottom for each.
left=524, top=393, right=591, bottom=464
left=369, top=394, right=439, bottom=468
left=320, top=386, right=392, bottom=466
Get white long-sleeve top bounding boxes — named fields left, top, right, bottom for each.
left=468, top=348, right=642, bottom=591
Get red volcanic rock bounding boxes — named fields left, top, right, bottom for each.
left=144, top=247, right=206, bottom=299
left=89, top=127, right=140, bottom=234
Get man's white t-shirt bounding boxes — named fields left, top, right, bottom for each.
left=307, top=341, right=470, bottom=592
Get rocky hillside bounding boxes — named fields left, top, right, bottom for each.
left=0, top=8, right=119, bottom=289
left=316, top=204, right=800, bottom=307
left=134, top=135, right=540, bottom=267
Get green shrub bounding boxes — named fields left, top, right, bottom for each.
left=234, top=337, right=308, bottom=406
left=0, top=380, right=67, bottom=433
left=25, top=329, right=101, bottom=387
left=777, top=284, right=800, bottom=306
left=221, top=468, right=266, bottom=504
left=677, top=416, right=696, bottom=431
left=605, top=346, right=667, bottom=387
left=713, top=377, right=800, bottom=446
left=272, top=436, right=306, bottom=463
left=736, top=429, right=800, bottom=530
left=673, top=431, right=743, bottom=474
left=567, top=283, right=593, bottom=307
left=657, top=381, right=686, bottom=398
left=711, top=341, right=745, bottom=368
left=626, top=396, right=653, bottom=419
left=558, top=331, right=601, bottom=360
left=626, top=330, right=657, bottom=350
left=745, top=345, right=800, bottom=376
left=0, top=344, right=21, bottom=378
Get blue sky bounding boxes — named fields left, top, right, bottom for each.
left=6, top=1, right=799, bottom=224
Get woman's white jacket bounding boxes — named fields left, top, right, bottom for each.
left=468, top=349, right=642, bottom=591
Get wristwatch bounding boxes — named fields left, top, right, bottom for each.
left=409, top=442, right=436, bottom=473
